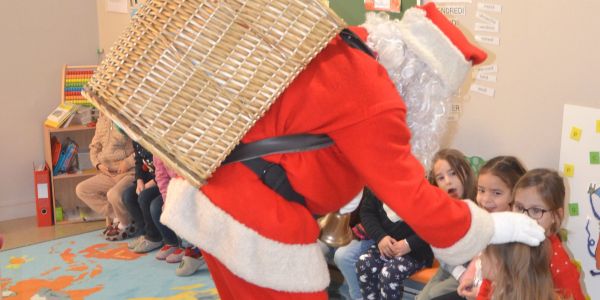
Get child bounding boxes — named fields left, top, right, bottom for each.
left=450, top=156, right=526, bottom=300
left=464, top=169, right=586, bottom=300
left=480, top=241, right=556, bottom=300
left=152, top=156, right=206, bottom=276
left=121, top=141, right=163, bottom=247
left=508, top=169, right=585, bottom=299
left=356, top=188, right=433, bottom=299
left=416, top=149, right=476, bottom=300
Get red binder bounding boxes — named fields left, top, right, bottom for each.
left=34, top=163, right=53, bottom=226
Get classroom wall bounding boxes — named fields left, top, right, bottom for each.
left=446, top=0, right=600, bottom=170
left=0, top=1, right=99, bottom=222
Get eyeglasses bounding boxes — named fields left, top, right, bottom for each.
left=512, top=203, right=550, bottom=220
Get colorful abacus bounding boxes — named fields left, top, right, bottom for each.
left=62, top=65, right=96, bottom=106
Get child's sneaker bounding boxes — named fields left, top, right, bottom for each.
left=102, top=223, right=117, bottom=238
left=165, top=247, right=185, bottom=263
left=133, top=237, right=163, bottom=253
left=175, top=247, right=206, bottom=276
left=106, top=223, right=137, bottom=241
left=156, top=245, right=177, bottom=260
left=128, top=235, right=145, bottom=249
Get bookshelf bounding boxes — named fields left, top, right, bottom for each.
left=43, top=125, right=99, bottom=224
left=42, top=64, right=100, bottom=224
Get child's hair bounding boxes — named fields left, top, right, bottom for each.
left=428, top=148, right=476, bottom=200
left=478, top=156, right=527, bottom=192
left=484, top=240, right=556, bottom=300
left=513, top=168, right=565, bottom=234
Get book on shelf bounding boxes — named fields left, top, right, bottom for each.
left=44, top=102, right=78, bottom=128
left=50, top=136, right=62, bottom=169
left=52, top=138, right=79, bottom=175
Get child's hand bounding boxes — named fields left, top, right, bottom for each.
left=378, top=236, right=397, bottom=258
left=457, top=279, right=478, bottom=300
left=136, top=179, right=145, bottom=195
left=145, top=179, right=157, bottom=189
left=97, top=163, right=113, bottom=175
left=391, top=239, right=411, bottom=257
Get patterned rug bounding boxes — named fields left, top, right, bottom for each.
left=0, top=230, right=218, bottom=300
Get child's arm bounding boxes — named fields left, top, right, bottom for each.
left=457, top=258, right=480, bottom=300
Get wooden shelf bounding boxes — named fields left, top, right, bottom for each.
left=45, top=124, right=95, bottom=133
left=52, top=169, right=97, bottom=180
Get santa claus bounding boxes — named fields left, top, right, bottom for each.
left=85, top=1, right=545, bottom=299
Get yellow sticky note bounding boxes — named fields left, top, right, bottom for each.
left=564, top=164, right=575, bottom=177
left=570, top=127, right=582, bottom=141
left=596, top=120, right=600, bottom=133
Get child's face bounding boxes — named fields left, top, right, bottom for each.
left=433, top=159, right=464, bottom=199
left=476, top=173, right=512, bottom=212
left=512, top=187, right=560, bottom=236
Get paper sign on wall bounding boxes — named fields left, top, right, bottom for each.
left=438, top=5, right=466, bottom=16
left=590, top=151, right=600, bottom=164
left=477, top=64, right=498, bottom=74
left=564, top=163, right=575, bottom=177
left=570, top=127, right=583, bottom=141
left=364, top=0, right=401, bottom=12
left=477, top=3, right=502, bottom=13
left=476, top=72, right=497, bottom=82
left=476, top=11, right=499, bottom=25
left=569, top=203, right=580, bottom=216
left=475, top=35, right=500, bottom=46
left=475, top=22, right=499, bottom=33
left=470, top=84, right=495, bottom=97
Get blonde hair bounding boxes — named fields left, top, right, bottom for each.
left=429, top=148, right=476, bottom=200
left=513, top=168, right=565, bottom=234
left=485, top=240, right=559, bottom=300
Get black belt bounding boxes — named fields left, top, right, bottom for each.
left=223, top=134, right=333, bottom=207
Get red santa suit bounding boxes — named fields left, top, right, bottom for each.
left=161, top=3, right=542, bottom=299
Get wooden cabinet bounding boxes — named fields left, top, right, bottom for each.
left=43, top=125, right=100, bottom=224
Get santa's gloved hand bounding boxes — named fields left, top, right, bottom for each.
left=338, top=190, right=364, bottom=215
left=490, top=212, right=545, bottom=246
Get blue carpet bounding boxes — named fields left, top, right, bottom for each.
left=0, top=230, right=218, bottom=299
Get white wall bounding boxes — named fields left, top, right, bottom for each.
left=0, top=1, right=99, bottom=221
left=446, top=0, right=600, bottom=169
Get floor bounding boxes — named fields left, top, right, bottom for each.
left=0, top=217, right=423, bottom=299
left=0, top=216, right=104, bottom=250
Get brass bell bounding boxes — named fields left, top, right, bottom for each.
left=318, top=212, right=354, bottom=248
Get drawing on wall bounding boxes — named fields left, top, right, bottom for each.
left=559, top=104, right=600, bottom=295
left=587, top=185, right=600, bottom=276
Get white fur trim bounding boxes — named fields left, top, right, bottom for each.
left=398, top=8, right=471, bottom=91
left=161, top=178, right=330, bottom=292
left=431, top=200, right=494, bottom=265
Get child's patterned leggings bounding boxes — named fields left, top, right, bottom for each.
left=356, top=245, right=427, bottom=300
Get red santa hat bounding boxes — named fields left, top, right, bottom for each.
left=399, top=2, right=487, bottom=91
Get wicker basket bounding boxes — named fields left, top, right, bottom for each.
left=84, top=0, right=345, bottom=187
